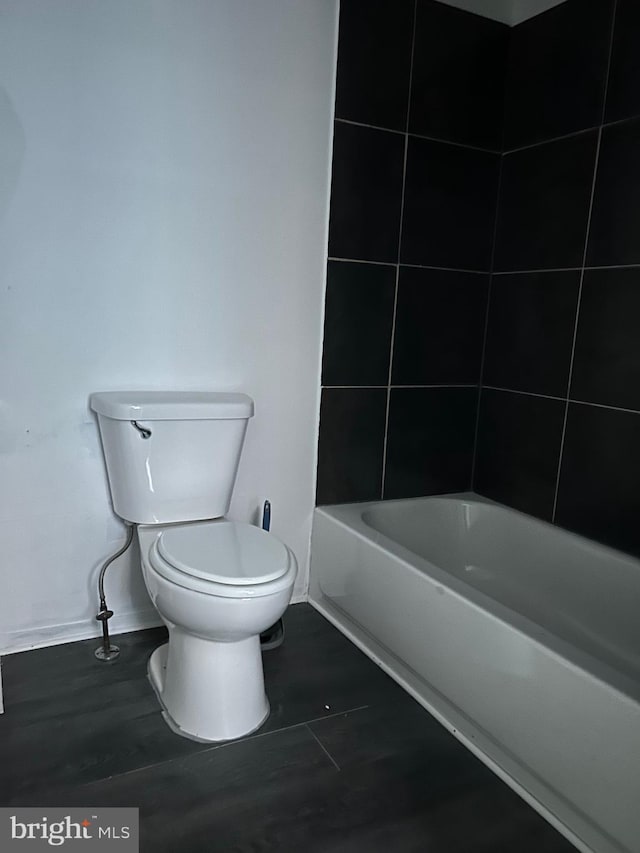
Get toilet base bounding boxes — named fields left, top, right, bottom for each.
left=148, top=633, right=270, bottom=743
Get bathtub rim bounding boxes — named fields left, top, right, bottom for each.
left=314, top=493, right=640, bottom=703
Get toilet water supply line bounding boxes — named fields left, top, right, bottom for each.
left=94, top=523, right=134, bottom=662
left=93, top=500, right=284, bottom=661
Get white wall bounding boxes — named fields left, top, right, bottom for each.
left=0, top=0, right=338, bottom=653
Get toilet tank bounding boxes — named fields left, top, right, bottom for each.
left=90, top=391, right=254, bottom=524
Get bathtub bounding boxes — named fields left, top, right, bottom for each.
left=309, top=494, right=640, bottom=853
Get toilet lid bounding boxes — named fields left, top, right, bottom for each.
left=155, top=521, right=290, bottom=586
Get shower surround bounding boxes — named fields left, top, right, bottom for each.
left=318, top=0, right=640, bottom=562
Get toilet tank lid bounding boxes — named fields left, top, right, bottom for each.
left=89, top=391, right=254, bottom=420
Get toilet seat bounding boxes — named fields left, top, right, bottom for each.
left=147, top=520, right=294, bottom=598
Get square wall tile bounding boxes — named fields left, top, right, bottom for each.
left=474, top=389, right=565, bottom=520
left=587, top=117, right=640, bottom=267
left=503, top=0, right=614, bottom=150
left=409, top=0, right=508, bottom=150
left=328, top=121, right=405, bottom=264
left=335, top=0, right=414, bottom=131
left=392, top=267, right=489, bottom=385
left=316, top=388, right=387, bottom=505
left=384, top=387, right=477, bottom=499
left=401, top=137, right=500, bottom=270
left=322, top=261, right=396, bottom=387
left=604, top=0, right=640, bottom=123
left=571, top=268, right=640, bottom=410
left=555, top=403, right=640, bottom=557
left=494, top=131, right=598, bottom=272
left=482, top=271, right=580, bottom=397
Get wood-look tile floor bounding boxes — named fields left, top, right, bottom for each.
left=0, top=604, right=575, bottom=852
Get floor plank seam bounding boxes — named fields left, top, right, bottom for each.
left=1, top=608, right=577, bottom=849
left=289, top=704, right=370, bottom=730
left=305, top=724, right=341, bottom=772
left=71, top=704, right=370, bottom=792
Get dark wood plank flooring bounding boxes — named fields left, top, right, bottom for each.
left=0, top=603, right=575, bottom=852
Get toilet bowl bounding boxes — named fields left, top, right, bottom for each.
left=138, top=520, right=297, bottom=742
left=90, top=390, right=297, bottom=744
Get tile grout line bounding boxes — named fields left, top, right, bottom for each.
left=327, top=256, right=489, bottom=275
left=336, top=94, right=640, bottom=162
left=471, top=6, right=515, bottom=492
left=599, top=0, right=620, bottom=130
left=482, top=385, right=640, bottom=417
left=400, top=262, right=486, bottom=275
left=470, top=153, right=505, bottom=489
left=327, top=256, right=396, bottom=268
left=323, top=384, right=478, bottom=390
left=305, top=724, right=341, bottom=771
left=379, top=159, right=404, bottom=500
left=333, top=116, right=501, bottom=155
left=548, top=213, right=590, bottom=521
left=581, top=262, right=640, bottom=271
left=492, top=266, right=582, bottom=275
left=568, top=397, right=640, bottom=416
left=504, top=113, right=638, bottom=157
left=551, top=0, right=618, bottom=523
left=333, top=116, right=405, bottom=136
left=330, top=257, right=640, bottom=276
left=484, top=385, right=564, bottom=403
left=380, top=245, right=401, bottom=499
left=501, top=94, right=631, bottom=158
left=504, top=123, right=600, bottom=156
left=380, top=0, right=418, bottom=501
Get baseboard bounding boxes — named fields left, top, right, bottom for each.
left=2, top=591, right=309, bottom=657
left=1, top=608, right=163, bottom=656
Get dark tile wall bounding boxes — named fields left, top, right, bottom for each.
left=502, top=0, right=614, bottom=150
left=385, top=388, right=478, bottom=499
left=391, top=268, right=488, bottom=386
left=401, top=138, right=500, bottom=270
left=475, top=0, right=640, bottom=558
left=318, top=0, right=505, bottom=505
left=320, top=0, right=640, bottom=558
left=409, top=1, right=507, bottom=150
left=493, top=131, right=599, bottom=272
left=481, top=271, right=580, bottom=397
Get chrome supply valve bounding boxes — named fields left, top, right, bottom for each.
left=95, top=606, right=120, bottom=661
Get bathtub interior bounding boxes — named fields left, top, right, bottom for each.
left=357, top=495, right=640, bottom=686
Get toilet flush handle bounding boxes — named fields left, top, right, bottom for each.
left=131, top=420, right=152, bottom=439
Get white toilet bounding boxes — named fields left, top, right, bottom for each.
left=90, top=391, right=297, bottom=743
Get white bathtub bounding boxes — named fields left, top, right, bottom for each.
left=309, top=495, right=640, bottom=853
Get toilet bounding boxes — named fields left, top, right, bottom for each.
left=90, top=391, right=297, bottom=743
